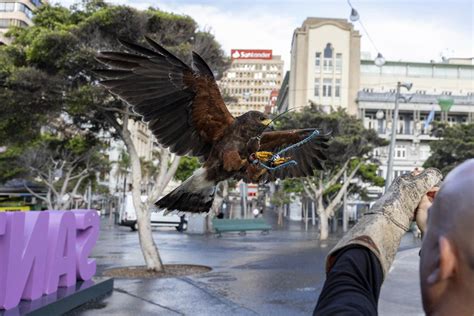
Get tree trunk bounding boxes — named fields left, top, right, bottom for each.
left=303, top=201, right=308, bottom=231
left=277, top=206, right=283, bottom=227
left=123, top=119, right=164, bottom=271
left=319, top=211, right=329, bottom=240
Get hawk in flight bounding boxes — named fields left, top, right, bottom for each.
left=96, top=37, right=329, bottom=213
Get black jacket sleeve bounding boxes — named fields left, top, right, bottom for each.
left=314, top=246, right=384, bottom=315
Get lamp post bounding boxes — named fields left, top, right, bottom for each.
left=385, top=82, right=412, bottom=191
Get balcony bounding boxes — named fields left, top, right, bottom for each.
left=357, top=91, right=474, bottom=106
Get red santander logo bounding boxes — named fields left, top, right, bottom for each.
left=231, top=49, right=272, bottom=60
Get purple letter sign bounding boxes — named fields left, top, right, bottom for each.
left=0, top=210, right=100, bottom=310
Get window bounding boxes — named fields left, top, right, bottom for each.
left=315, top=52, right=321, bottom=72
left=323, top=43, right=333, bottom=72
left=18, top=3, right=34, bottom=19
left=30, top=0, right=42, bottom=7
left=459, top=68, right=474, bottom=80
left=381, top=65, right=406, bottom=76
left=314, top=79, right=320, bottom=97
left=0, top=2, right=14, bottom=12
left=361, top=64, right=381, bottom=74
left=377, top=119, right=384, bottom=134
left=407, top=66, right=432, bottom=77
left=395, top=145, right=406, bottom=159
left=0, top=18, right=27, bottom=28
left=434, top=66, right=457, bottom=79
left=323, top=58, right=333, bottom=72
left=364, top=114, right=375, bottom=130
left=335, top=79, right=341, bottom=97
left=324, top=43, right=333, bottom=58
left=335, top=53, right=342, bottom=73
left=323, top=79, right=332, bottom=97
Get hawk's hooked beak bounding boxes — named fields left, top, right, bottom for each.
left=261, top=119, right=272, bottom=126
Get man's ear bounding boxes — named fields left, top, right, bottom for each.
left=427, top=236, right=456, bottom=285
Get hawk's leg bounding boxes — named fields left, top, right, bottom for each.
left=223, top=150, right=248, bottom=172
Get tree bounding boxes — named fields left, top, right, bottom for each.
left=1, top=0, right=229, bottom=271
left=277, top=106, right=386, bottom=240
left=175, top=156, right=201, bottom=182
left=423, top=122, right=474, bottom=175
left=8, top=132, right=107, bottom=209
left=270, top=186, right=292, bottom=227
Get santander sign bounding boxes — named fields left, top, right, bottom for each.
left=0, top=210, right=100, bottom=310
left=231, top=49, right=272, bottom=60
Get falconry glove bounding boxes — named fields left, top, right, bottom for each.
left=326, top=168, right=443, bottom=278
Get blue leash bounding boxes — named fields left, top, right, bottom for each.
left=257, top=129, right=321, bottom=171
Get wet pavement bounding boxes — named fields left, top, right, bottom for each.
left=80, top=215, right=423, bottom=315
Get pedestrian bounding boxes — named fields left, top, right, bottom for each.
left=314, top=159, right=474, bottom=315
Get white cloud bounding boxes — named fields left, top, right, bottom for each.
left=55, top=0, right=473, bottom=68
left=156, top=2, right=298, bottom=71
left=358, top=16, right=473, bottom=62
left=155, top=1, right=472, bottom=69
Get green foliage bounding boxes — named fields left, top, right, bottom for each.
left=270, top=189, right=292, bottom=207
left=175, top=156, right=201, bottom=182
left=0, top=146, right=25, bottom=182
left=278, top=106, right=387, bottom=166
left=274, top=105, right=386, bottom=207
left=281, top=178, right=303, bottom=194
left=0, top=58, right=63, bottom=145
left=357, top=162, right=384, bottom=187
left=423, top=123, right=474, bottom=175
left=0, top=0, right=229, bottom=150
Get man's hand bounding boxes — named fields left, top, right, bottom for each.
left=415, top=187, right=439, bottom=235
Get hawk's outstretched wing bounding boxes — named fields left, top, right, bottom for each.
left=258, top=128, right=330, bottom=180
left=95, top=37, right=234, bottom=160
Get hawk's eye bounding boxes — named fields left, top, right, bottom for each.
left=260, top=117, right=265, bottom=121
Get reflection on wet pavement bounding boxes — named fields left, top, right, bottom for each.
left=80, top=217, right=422, bottom=315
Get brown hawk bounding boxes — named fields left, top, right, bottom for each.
left=95, top=37, right=329, bottom=213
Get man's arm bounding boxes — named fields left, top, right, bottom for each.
left=314, top=246, right=383, bottom=315
left=314, top=168, right=442, bottom=315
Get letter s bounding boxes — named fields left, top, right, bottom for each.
left=73, top=210, right=100, bottom=281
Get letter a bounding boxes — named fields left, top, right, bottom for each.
left=44, top=211, right=77, bottom=295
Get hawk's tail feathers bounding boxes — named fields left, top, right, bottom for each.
left=155, top=168, right=216, bottom=214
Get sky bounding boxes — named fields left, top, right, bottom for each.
left=56, top=0, right=474, bottom=70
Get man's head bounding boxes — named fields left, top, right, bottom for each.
left=420, top=159, right=474, bottom=315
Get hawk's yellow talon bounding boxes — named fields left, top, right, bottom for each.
left=255, top=151, right=274, bottom=161
left=273, top=157, right=291, bottom=166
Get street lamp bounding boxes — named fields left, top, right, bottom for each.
left=374, top=53, right=386, bottom=67
left=385, top=82, right=412, bottom=191
left=349, top=8, right=360, bottom=21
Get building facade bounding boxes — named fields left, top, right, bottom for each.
left=359, top=58, right=474, bottom=185
left=0, top=0, right=43, bottom=45
left=219, top=49, right=284, bottom=117
left=280, top=17, right=474, bottom=192
left=288, top=18, right=361, bottom=114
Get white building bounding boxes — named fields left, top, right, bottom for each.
left=288, top=18, right=361, bottom=115
left=219, top=49, right=284, bottom=116
left=0, top=0, right=43, bottom=45
left=280, top=17, right=474, bottom=190
left=359, top=58, right=474, bottom=183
